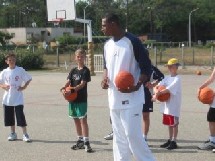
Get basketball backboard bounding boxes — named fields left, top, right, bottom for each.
left=46, top=0, right=76, bottom=21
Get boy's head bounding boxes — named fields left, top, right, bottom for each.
left=166, top=58, right=180, bottom=75
left=75, top=48, right=86, bottom=65
left=5, top=52, right=16, bottom=68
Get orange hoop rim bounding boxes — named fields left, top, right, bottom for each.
left=52, top=18, right=64, bottom=23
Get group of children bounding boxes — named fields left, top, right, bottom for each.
left=0, top=49, right=215, bottom=156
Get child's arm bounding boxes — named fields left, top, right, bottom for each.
left=60, top=80, right=70, bottom=91
left=74, top=80, right=87, bottom=92
left=0, top=84, right=10, bottom=91
left=199, top=67, right=215, bottom=89
left=18, top=79, right=32, bottom=91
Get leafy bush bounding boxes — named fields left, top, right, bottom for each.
left=0, top=50, right=44, bottom=70
left=56, top=35, right=109, bottom=45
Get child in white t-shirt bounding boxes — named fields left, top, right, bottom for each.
left=152, top=58, right=182, bottom=150
left=0, top=53, right=32, bottom=142
left=198, top=67, right=215, bottom=151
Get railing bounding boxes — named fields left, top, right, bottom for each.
left=85, top=54, right=104, bottom=73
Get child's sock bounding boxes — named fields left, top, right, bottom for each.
left=209, top=136, right=215, bottom=143
left=143, top=135, right=147, bottom=141
left=83, top=137, right=89, bottom=143
left=77, top=136, right=83, bottom=141
left=171, top=138, right=176, bottom=142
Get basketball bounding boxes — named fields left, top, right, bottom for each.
left=156, top=85, right=170, bottom=102
left=198, top=87, right=214, bottom=104
left=115, top=71, right=135, bottom=90
left=64, top=86, right=77, bottom=102
left=196, top=71, right=202, bottom=75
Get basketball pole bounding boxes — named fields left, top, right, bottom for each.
left=75, top=18, right=95, bottom=76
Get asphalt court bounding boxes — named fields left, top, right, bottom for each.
left=0, top=72, right=214, bottom=161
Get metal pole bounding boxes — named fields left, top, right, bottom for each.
left=211, top=46, right=214, bottom=69
left=182, top=44, right=185, bottom=69
left=56, top=46, right=59, bottom=67
left=188, top=13, right=191, bottom=48
left=125, top=0, right=128, bottom=32
left=154, top=46, right=157, bottom=67
left=84, top=4, right=89, bottom=40
left=84, top=9, right=86, bottom=38
left=189, top=8, right=199, bottom=48
left=192, top=47, right=195, bottom=65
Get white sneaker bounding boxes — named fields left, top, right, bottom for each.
left=23, top=134, right=31, bottom=142
left=213, top=149, right=215, bottom=153
left=8, top=133, right=17, bottom=141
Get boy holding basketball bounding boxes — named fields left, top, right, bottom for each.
left=143, top=65, right=164, bottom=141
left=60, top=48, right=93, bottom=153
left=0, top=53, right=32, bottom=142
left=198, top=67, right=215, bottom=151
left=153, top=58, right=182, bottom=150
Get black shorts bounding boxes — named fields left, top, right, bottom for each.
left=207, top=107, right=215, bottom=122
left=142, top=88, right=153, bottom=113
left=3, top=105, right=27, bottom=127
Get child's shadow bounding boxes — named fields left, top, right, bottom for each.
left=148, top=138, right=202, bottom=153
left=31, top=140, right=112, bottom=152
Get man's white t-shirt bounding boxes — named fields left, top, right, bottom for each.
left=0, top=66, right=32, bottom=106
left=159, top=75, right=182, bottom=117
left=104, top=33, right=152, bottom=110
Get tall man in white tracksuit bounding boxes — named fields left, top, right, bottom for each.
left=101, top=13, right=156, bottom=161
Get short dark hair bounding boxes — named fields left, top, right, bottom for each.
left=5, top=52, right=16, bottom=60
left=103, top=13, right=121, bottom=26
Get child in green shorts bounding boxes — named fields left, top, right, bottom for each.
left=61, top=48, right=93, bottom=153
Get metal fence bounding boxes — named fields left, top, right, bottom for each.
left=85, top=54, right=104, bottom=73
left=78, top=46, right=215, bottom=73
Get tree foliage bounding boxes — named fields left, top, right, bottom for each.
left=0, top=0, right=215, bottom=42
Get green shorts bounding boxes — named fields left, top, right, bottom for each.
left=69, top=102, right=87, bottom=119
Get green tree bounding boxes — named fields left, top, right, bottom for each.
left=0, top=31, right=13, bottom=46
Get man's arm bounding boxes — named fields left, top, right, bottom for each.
left=101, top=69, right=109, bottom=89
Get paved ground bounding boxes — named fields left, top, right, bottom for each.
left=0, top=71, right=214, bottom=161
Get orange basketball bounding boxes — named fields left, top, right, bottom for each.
left=115, top=71, right=135, bottom=90
left=196, top=71, right=202, bottom=75
left=156, top=85, right=170, bottom=102
left=64, top=86, right=77, bottom=102
left=198, top=87, right=214, bottom=104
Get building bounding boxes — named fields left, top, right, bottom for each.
left=0, top=27, right=82, bottom=45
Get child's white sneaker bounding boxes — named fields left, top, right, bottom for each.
left=8, top=133, right=17, bottom=141
left=23, top=134, right=31, bottom=142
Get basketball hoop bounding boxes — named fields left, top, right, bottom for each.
left=53, top=18, right=64, bottom=27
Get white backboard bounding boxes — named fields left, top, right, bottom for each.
left=46, top=0, right=76, bottom=21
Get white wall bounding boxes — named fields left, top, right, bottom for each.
left=0, top=27, right=82, bottom=44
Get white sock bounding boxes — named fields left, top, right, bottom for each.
left=171, top=138, right=176, bottom=142
left=78, top=136, right=83, bottom=141
left=83, top=137, right=89, bottom=142
left=209, top=136, right=215, bottom=143
left=143, top=135, right=147, bottom=141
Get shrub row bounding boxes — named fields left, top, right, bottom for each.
left=56, top=35, right=109, bottom=45
left=0, top=50, right=44, bottom=70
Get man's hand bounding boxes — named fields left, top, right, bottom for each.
left=151, top=94, right=157, bottom=102
left=145, top=82, right=154, bottom=89
left=1, top=84, right=10, bottom=91
left=101, top=77, right=109, bottom=89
